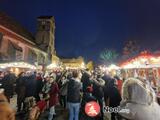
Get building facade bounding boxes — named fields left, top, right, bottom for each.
left=35, top=16, right=56, bottom=60
left=61, top=56, right=85, bottom=69
left=0, top=12, right=56, bottom=66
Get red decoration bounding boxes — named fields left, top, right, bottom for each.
left=119, top=51, right=160, bottom=67
left=85, top=101, right=100, bottom=117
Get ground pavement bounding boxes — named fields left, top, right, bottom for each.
left=16, top=105, right=66, bottom=120
left=11, top=95, right=68, bottom=120
left=11, top=95, right=110, bottom=120
left=16, top=106, right=110, bottom=120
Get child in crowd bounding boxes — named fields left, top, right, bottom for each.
left=29, top=95, right=49, bottom=120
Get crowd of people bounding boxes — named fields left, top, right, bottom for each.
left=0, top=68, right=160, bottom=120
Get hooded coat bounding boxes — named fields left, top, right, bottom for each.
left=119, top=78, right=160, bottom=120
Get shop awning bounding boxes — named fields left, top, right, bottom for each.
left=120, top=51, right=160, bottom=69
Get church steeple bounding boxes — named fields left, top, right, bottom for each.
left=35, top=16, right=56, bottom=60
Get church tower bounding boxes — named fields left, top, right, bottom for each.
left=35, top=16, right=56, bottom=60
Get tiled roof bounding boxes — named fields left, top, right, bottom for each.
left=0, top=11, right=35, bottom=43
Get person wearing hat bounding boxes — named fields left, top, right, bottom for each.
left=29, top=94, right=49, bottom=120
left=48, top=74, right=59, bottom=120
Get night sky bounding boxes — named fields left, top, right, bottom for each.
left=1, top=0, right=160, bottom=62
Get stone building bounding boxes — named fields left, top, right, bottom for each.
left=61, top=56, right=85, bottom=69
left=0, top=12, right=56, bottom=66
left=35, top=16, right=56, bottom=60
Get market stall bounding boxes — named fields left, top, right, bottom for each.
left=0, top=61, right=36, bottom=75
left=107, top=64, right=120, bottom=77
left=99, top=64, right=120, bottom=77
left=46, top=62, right=63, bottom=73
left=119, top=51, right=160, bottom=87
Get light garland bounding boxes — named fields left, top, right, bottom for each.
left=47, top=62, right=86, bottom=70
left=46, top=63, right=58, bottom=69
left=0, top=62, right=36, bottom=69
left=107, top=64, right=120, bottom=70
left=80, top=62, right=86, bottom=69
left=121, top=57, right=160, bottom=69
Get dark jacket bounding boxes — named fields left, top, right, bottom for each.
left=36, top=76, right=43, bottom=94
left=16, top=76, right=26, bottom=101
left=81, top=72, right=92, bottom=93
left=25, top=75, right=36, bottom=97
left=1, top=73, right=16, bottom=97
left=92, top=78, right=104, bottom=99
left=67, top=78, right=82, bottom=103
left=104, top=79, right=121, bottom=107
left=16, top=76, right=26, bottom=94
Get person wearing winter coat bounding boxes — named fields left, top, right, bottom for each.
left=48, top=74, right=59, bottom=120
left=1, top=71, right=16, bottom=102
left=114, top=76, right=123, bottom=95
left=59, top=76, right=68, bottom=108
left=81, top=71, right=92, bottom=93
left=24, top=72, right=37, bottom=111
left=15, top=72, right=26, bottom=112
left=25, top=72, right=37, bottom=98
left=92, top=74, right=105, bottom=120
left=35, top=73, right=44, bottom=102
left=104, top=78, right=122, bottom=120
left=67, top=70, right=82, bottom=120
left=119, top=78, right=160, bottom=120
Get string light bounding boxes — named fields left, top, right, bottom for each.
left=0, top=62, right=36, bottom=69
